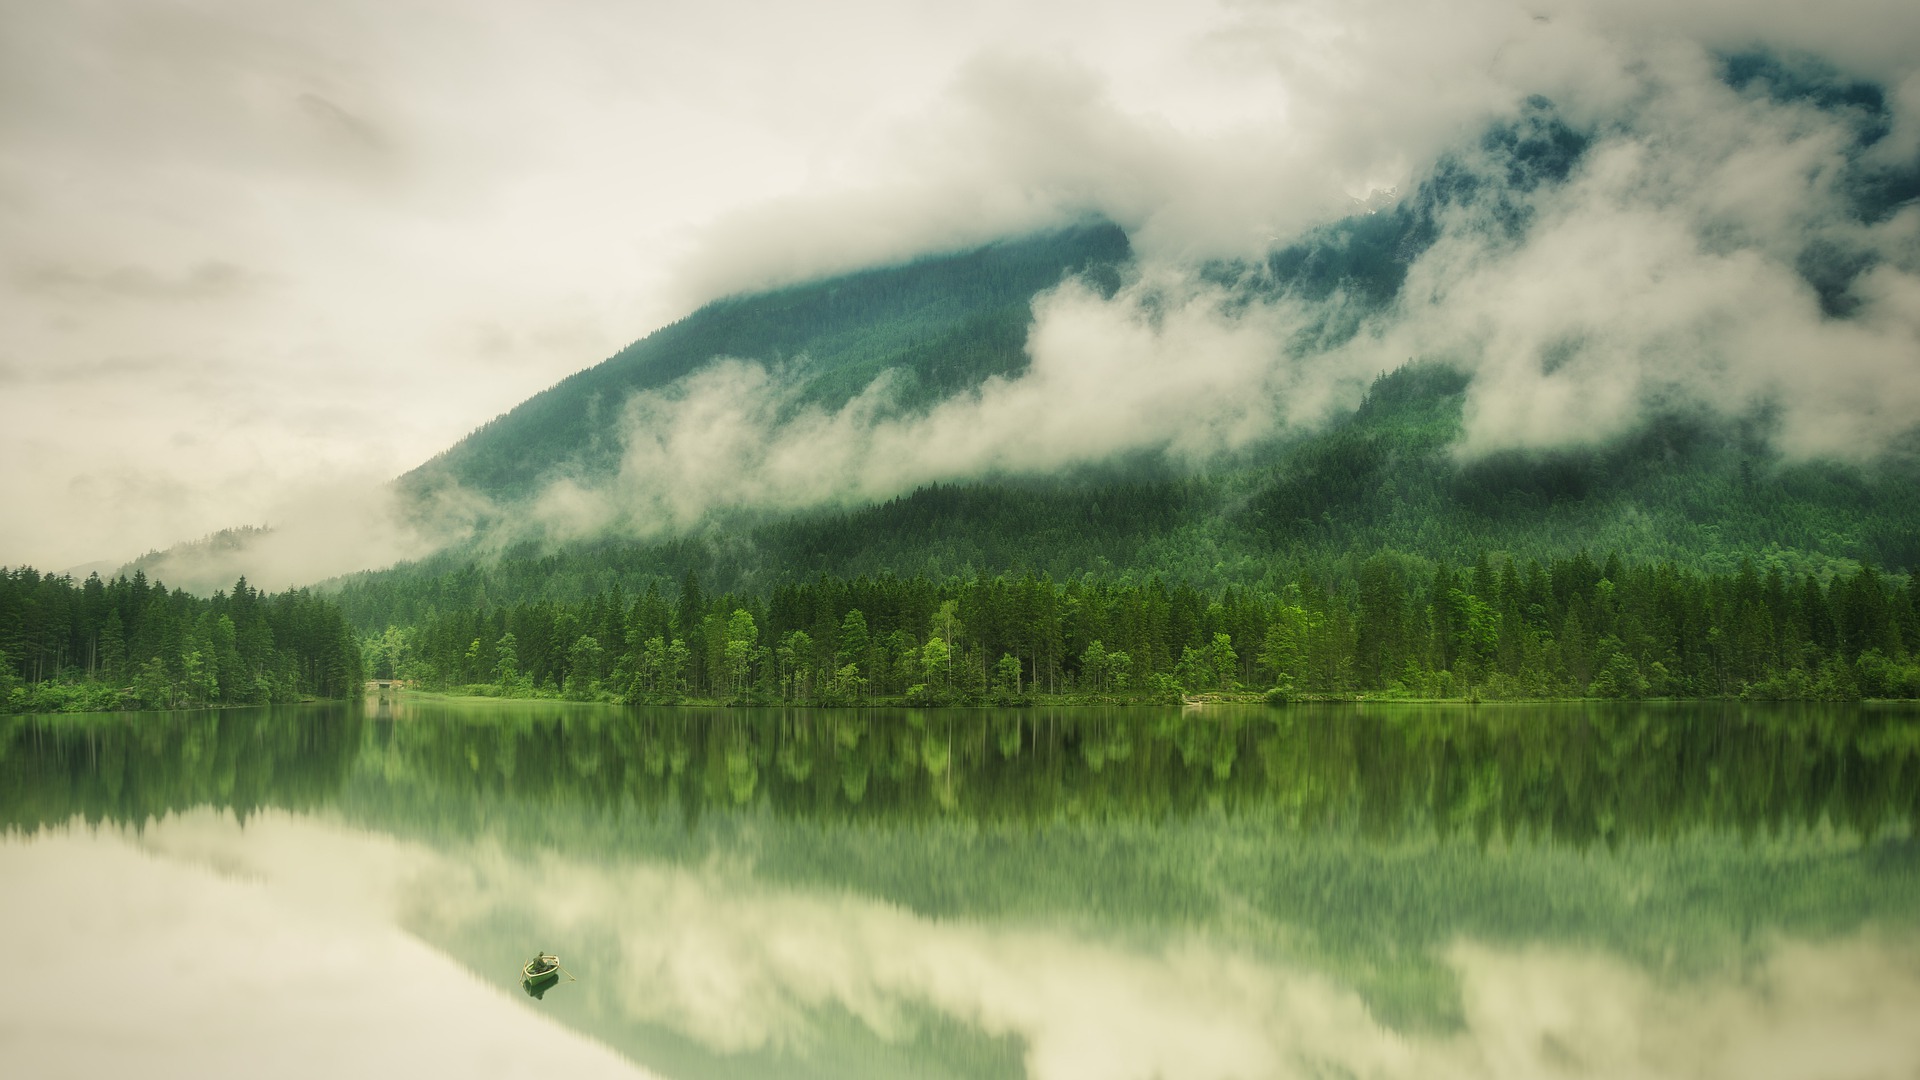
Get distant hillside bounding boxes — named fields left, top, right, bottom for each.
left=401, top=222, right=1132, bottom=504
left=398, top=99, right=1594, bottom=515
left=335, top=361, right=1920, bottom=628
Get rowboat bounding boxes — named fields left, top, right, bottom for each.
left=523, top=953, right=564, bottom=998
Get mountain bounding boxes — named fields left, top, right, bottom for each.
left=101, top=48, right=1919, bottom=616
left=14, top=43, right=1918, bottom=712
left=329, top=60, right=1920, bottom=625
left=397, top=97, right=1592, bottom=517
left=400, top=222, right=1132, bottom=504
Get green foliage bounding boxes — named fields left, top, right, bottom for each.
left=720, top=610, right=765, bottom=703
left=348, top=550, right=1920, bottom=704
left=565, top=635, right=604, bottom=700
left=0, top=569, right=363, bottom=713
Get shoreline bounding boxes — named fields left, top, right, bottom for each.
left=369, top=688, right=1920, bottom=709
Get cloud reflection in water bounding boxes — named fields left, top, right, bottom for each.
left=7, top=806, right=1918, bottom=1080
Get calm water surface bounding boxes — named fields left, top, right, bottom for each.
left=3, top=699, right=1918, bottom=1079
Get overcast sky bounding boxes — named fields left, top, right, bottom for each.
left=3, top=0, right=1917, bottom=578
left=0, top=0, right=1288, bottom=571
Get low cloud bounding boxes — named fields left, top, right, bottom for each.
left=110, top=475, right=450, bottom=594
left=1347, top=46, right=1920, bottom=460
left=521, top=269, right=1368, bottom=544
left=518, top=10, right=1920, bottom=544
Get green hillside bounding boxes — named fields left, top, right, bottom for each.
left=339, top=64, right=1920, bottom=625
left=396, top=93, right=1598, bottom=515
left=337, top=357, right=1920, bottom=633
left=402, top=222, right=1131, bottom=502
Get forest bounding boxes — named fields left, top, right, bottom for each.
left=357, top=550, right=1920, bottom=706
left=0, top=567, right=364, bottom=713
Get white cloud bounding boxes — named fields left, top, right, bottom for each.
left=507, top=32, right=1920, bottom=540
left=508, top=269, right=1366, bottom=545
left=1347, top=55, right=1920, bottom=459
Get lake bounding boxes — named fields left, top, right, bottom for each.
left=4, top=699, right=1918, bottom=1079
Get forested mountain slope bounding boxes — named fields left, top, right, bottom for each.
left=336, top=359, right=1920, bottom=629
left=401, top=223, right=1131, bottom=503
left=335, top=53, right=1920, bottom=623
left=394, top=90, right=1603, bottom=522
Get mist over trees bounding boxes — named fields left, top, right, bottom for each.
left=400, top=223, right=1130, bottom=507
left=372, top=52, right=1920, bottom=571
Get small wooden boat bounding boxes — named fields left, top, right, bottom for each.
left=522, top=952, right=569, bottom=999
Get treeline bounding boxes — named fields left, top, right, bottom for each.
left=0, top=567, right=363, bottom=713
left=363, top=551, right=1920, bottom=704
